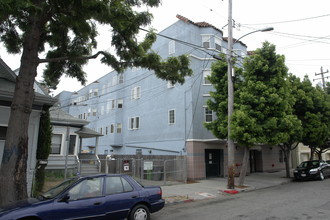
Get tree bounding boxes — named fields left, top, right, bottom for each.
left=235, top=42, right=300, bottom=180
left=206, top=42, right=300, bottom=185
left=0, top=0, right=192, bottom=206
left=33, top=106, right=52, bottom=196
left=292, top=76, right=330, bottom=160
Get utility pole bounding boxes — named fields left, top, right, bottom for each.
left=227, top=0, right=235, bottom=189
left=314, top=66, right=329, bottom=89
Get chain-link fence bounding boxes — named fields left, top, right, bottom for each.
left=43, top=155, right=187, bottom=187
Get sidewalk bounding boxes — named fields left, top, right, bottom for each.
left=161, top=170, right=292, bottom=205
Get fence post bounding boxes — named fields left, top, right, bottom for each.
left=163, top=160, right=167, bottom=185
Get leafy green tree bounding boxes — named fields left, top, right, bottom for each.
left=0, top=0, right=192, bottom=206
left=206, top=42, right=300, bottom=185
left=293, top=76, right=330, bottom=160
left=33, top=106, right=52, bottom=196
left=235, top=42, right=300, bottom=180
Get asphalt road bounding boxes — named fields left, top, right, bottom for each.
left=152, top=178, right=330, bottom=220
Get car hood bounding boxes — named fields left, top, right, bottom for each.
left=0, top=198, right=41, bottom=212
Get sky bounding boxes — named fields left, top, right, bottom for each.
left=1, top=0, right=330, bottom=95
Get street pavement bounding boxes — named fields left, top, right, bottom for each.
left=161, top=170, right=292, bottom=205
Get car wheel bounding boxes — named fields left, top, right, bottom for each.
left=129, top=204, right=150, bottom=220
left=319, top=171, right=324, bottom=181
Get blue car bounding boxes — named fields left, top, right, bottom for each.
left=0, top=174, right=165, bottom=220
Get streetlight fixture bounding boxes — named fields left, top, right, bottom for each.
left=226, top=0, right=273, bottom=189
left=234, top=27, right=274, bottom=43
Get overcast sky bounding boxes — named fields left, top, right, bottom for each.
left=1, top=0, right=329, bottom=95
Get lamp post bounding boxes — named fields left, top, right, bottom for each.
left=226, top=0, right=273, bottom=189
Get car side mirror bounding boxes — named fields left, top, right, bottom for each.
left=58, top=193, right=70, bottom=203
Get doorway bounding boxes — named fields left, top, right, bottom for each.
left=250, top=150, right=263, bottom=172
left=205, top=149, right=224, bottom=177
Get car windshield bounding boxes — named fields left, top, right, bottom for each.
left=41, top=177, right=79, bottom=199
left=298, top=161, right=320, bottom=168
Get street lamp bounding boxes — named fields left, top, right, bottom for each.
left=234, top=27, right=274, bottom=43
left=226, top=0, right=273, bottom=189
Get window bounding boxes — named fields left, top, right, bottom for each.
left=129, top=117, right=140, bottom=130
left=167, top=81, right=175, bottom=88
left=117, top=123, right=122, bottom=133
left=105, top=176, right=133, bottom=195
left=92, top=108, right=97, bottom=116
left=169, top=40, right=175, bottom=55
left=111, top=99, right=115, bottom=109
left=168, top=109, right=175, bottom=125
left=202, top=35, right=211, bottom=48
left=99, top=127, right=103, bottom=135
left=203, top=70, right=211, bottom=85
left=215, top=37, right=222, bottom=51
left=105, top=126, right=109, bottom=135
left=69, top=135, right=76, bottom=155
left=117, top=99, right=123, bottom=108
left=102, top=85, right=106, bottom=95
left=204, top=107, right=213, bottom=122
left=112, top=75, right=117, bottom=86
left=51, top=134, right=62, bottom=154
left=118, top=74, right=124, bottom=84
left=68, top=177, right=103, bottom=200
left=88, top=108, right=91, bottom=117
left=100, top=106, right=104, bottom=115
left=0, top=126, right=7, bottom=140
left=106, top=100, right=111, bottom=113
left=110, top=124, right=115, bottom=133
left=89, top=89, right=93, bottom=98
left=131, top=86, right=141, bottom=100
left=93, top=89, right=98, bottom=97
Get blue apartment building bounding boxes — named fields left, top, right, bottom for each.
left=57, top=15, right=285, bottom=179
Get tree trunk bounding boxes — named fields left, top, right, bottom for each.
left=238, top=146, right=249, bottom=187
left=0, top=18, right=41, bottom=206
left=283, top=149, right=291, bottom=178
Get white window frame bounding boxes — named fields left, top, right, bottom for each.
left=92, top=108, right=97, bottom=116
left=51, top=134, right=63, bottom=155
left=168, top=109, right=175, bottom=125
left=110, top=124, right=115, bottom=133
left=169, top=40, right=175, bottom=55
left=203, top=70, right=212, bottom=85
left=100, top=105, right=104, bottom=115
left=112, top=75, right=118, bottom=86
left=167, top=81, right=175, bottom=89
left=93, top=89, right=98, bottom=97
left=118, top=74, right=124, bottom=84
left=116, top=123, right=122, bottom=133
left=111, top=99, right=115, bottom=109
left=128, top=116, right=140, bottom=130
left=215, top=36, right=222, bottom=51
left=117, top=99, right=123, bottom=108
left=202, top=35, right=211, bottom=49
left=204, top=106, right=213, bottom=122
left=131, top=86, right=141, bottom=100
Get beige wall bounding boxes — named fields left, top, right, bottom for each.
left=186, top=140, right=286, bottom=180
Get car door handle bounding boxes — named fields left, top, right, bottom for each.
left=94, top=202, right=102, bottom=205
left=131, top=195, right=138, bottom=198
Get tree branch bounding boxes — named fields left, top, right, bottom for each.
left=38, top=51, right=106, bottom=64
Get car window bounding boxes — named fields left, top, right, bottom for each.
left=122, top=177, right=134, bottom=192
left=42, top=177, right=79, bottom=199
left=106, top=177, right=124, bottom=195
left=68, top=177, right=104, bottom=200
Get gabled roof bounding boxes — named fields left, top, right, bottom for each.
left=176, top=14, right=223, bottom=35
left=50, top=106, right=89, bottom=127
left=0, top=58, right=55, bottom=106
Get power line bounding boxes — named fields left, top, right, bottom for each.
left=242, top=13, right=330, bottom=26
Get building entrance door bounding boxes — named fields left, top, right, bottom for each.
left=205, top=149, right=223, bottom=177
left=250, top=150, right=263, bottom=172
